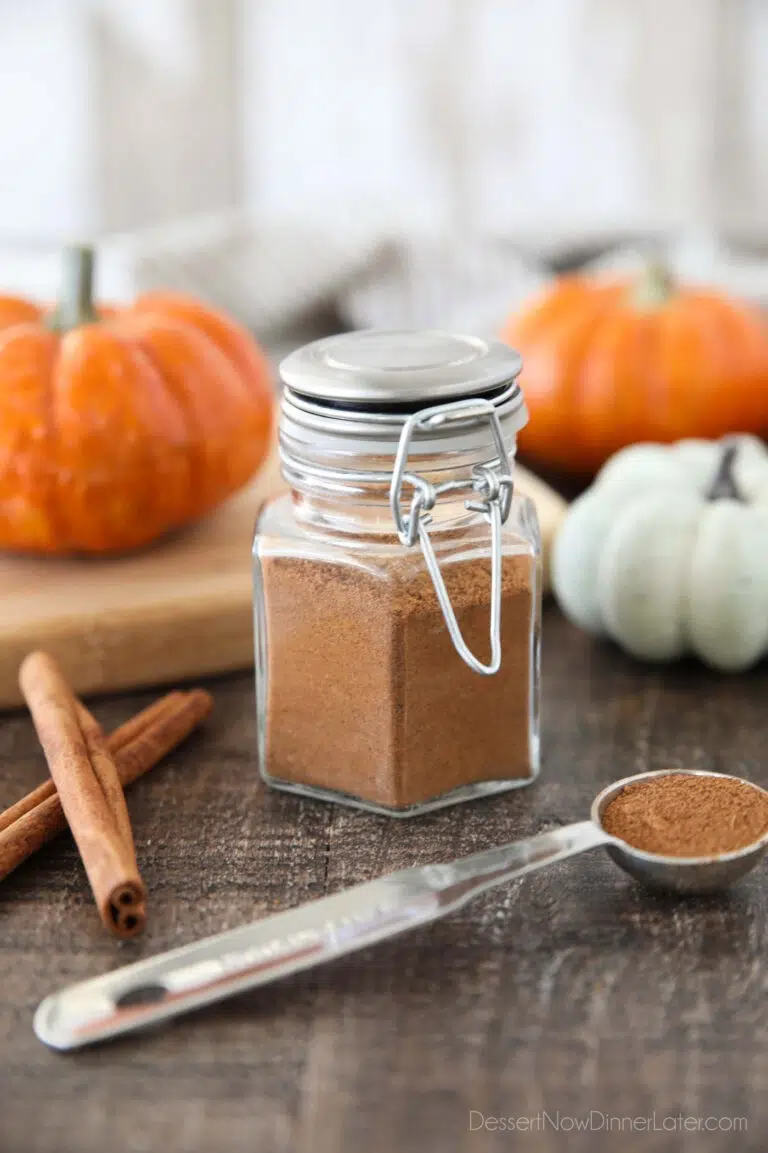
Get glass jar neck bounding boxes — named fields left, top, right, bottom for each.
left=286, top=458, right=504, bottom=538
left=292, top=488, right=479, bottom=537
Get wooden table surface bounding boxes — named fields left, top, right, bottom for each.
left=1, top=606, right=767, bottom=1153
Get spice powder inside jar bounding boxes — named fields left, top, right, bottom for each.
left=261, top=548, right=538, bottom=811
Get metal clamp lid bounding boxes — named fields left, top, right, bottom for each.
left=281, top=329, right=523, bottom=405
left=389, top=398, right=513, bottom=675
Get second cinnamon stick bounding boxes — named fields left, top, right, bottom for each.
left=0, top=693, right=179, bottom=835
left=0, top=690, right=212, bottom=884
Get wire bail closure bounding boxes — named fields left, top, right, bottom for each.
left=389, top=398, right=514, bottom=676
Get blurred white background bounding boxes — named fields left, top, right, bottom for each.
left=1, top=0, right=766, bottom=338
left=1, top=0, right=766, bottom=244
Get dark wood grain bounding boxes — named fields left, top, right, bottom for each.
left=1, top=607, right=767, bottom=1153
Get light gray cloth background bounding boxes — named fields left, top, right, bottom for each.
left=1, top=219, right=767, bottom=368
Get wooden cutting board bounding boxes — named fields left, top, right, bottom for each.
left=0, top=454, right=567, bottom=708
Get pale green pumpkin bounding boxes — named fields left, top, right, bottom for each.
left=552, top=436, right=768, bottom=671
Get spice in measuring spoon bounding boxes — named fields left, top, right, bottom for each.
left=601, top=772, right=768, bottom=857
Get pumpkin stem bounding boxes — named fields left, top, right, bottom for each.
left=47, top=245, right=99, bottom=331
left=632, top=260, right=675, bottom=309
left=706, top=441, right=744, bottom=502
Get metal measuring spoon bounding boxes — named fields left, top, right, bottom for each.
left=35, top=769, right=768, bottom=1051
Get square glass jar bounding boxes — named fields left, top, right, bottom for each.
left=253, top=330, right=541, bottom=817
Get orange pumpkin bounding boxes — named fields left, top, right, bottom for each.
left=0, top=247, right=274, bottom=553
left=502, top=266, right=768, bottom=474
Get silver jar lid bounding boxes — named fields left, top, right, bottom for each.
left=280, top=328, right=523, bottom=404
left=279, top=328, right=527, bottom=457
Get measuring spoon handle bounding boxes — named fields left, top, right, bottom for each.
left=35, top=820, right=607, bottom=1051
left=425, top=819, right=609, bottom=912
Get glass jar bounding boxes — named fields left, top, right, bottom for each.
left=253, top=330, right=541, bottom=816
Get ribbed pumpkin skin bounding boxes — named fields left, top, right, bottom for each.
left=0, top=290, right=273, bottom=553
left=503, top=276, right=768, bottom=474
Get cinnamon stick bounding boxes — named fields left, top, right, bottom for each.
left=76, top=702, right=140, bottom=875
left=106, top=692, right=185, bottom=755
left=17, top=653, right=147, bottom=937
left=0, top=689, right=211, bottom=886
left=108, top=691, right=213, bottom=784
left=0, top=693, right=180, bottom=835
left=19, top=652, right=146, bottom=936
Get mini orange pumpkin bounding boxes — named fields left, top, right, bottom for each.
left=0, top=247, right=274, bottom=553
left=503, top=265, right=768, bottom=474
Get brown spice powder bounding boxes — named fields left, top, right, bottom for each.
left=602, top=773, right=768, bottom=857
left=261, top=550, right=537, bottom=810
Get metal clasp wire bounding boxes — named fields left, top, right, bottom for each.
left=389, top=398, right=514, bottom=676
